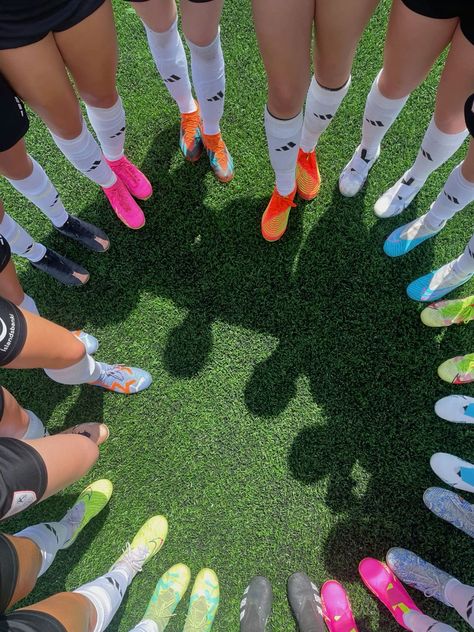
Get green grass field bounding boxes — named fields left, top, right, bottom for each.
left=2, top=1, right=473, bottom=629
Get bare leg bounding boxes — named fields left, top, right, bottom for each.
left=180, top=0, right=224, bottom=46
left=54, top=1, right=119, bottom=109
left=2, top=534, right=42, bottom=608
left=314, top=0, right=380, bottom=89
left=0, top=139, right=33, bottom=180
left=4, top=309, right=86, bottom=370
left=0, top=387, right=29, bottom=438
left=131, top=0, right=177, bottom=34
left=434, top=25, right=474, bottom=133
left=252, top=0, right=314, bottom=118
left=18, top=592, right=95, bottom=632
left=23, top=434, right=99, bottom=501
left=380, top=0, right=458, bottom=99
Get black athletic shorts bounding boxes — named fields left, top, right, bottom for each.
left=0, top=611, right=67, bottom=632
left=402, top=0, right=474, bottom=44
left=0, top=76, right=29, bottom=153
left=0, top=0, right=106, bottom=50
left=0, top=296, right=26, bottom=367
left=465, top=94, right=474, bottom=138
left=0, top=235, right=11, bottom=274
left=128, top=0, right=214, bottom=3
left=0, top=439, right=47, bottom=522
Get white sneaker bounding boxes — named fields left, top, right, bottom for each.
left=435, top=395, right=474, bottom=424
left=339, top=145, right=380, bottom=197
left=374, top=171, right=424, bottom=218
left=430, top=453, right=474, bottom=493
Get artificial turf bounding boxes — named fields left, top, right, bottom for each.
left=2, top=1, right=473, bottom=629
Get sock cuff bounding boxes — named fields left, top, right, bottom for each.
left=453, top=162, right=474, bottom=190
left=186, top=28, right=221, bottom=57
left=73, top=587, right=104, bottom=632
left=264, top=107, right=303, bottom=138
left=310, top=75, right=351, bottom=104
left=428, top=116, right=468, bottom=146
left=85, top=97, right=124, bottom=121
left=51, top=118, right=89, bottom=148
left=44, top=352, right=98, bottom=385
left=7, top=156, right=47, bottom=195
left=443, top=578, right=461, bottom=607
left=371, top=68, right=409, bottom=109
left=144, top=14, right=178, bottom=40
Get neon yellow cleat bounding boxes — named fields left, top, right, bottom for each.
left=62, top=479, right=113, bottom=549
left=142, top=563, right=191, bottom=630
left=183, top=568, right=220, bottom=632
left=421, top=295, right=474, bottom=327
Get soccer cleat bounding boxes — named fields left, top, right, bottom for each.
left=296, top=148, right=321, bottom=201
left=438, top=354, right=474, bottom=385
left=423, top=487, right=474, bottom=539
left=142, top=563, right=191, bottom=631
left=430, top=453, right=474, bottom=493
left=261, top=187, right=297, bottom=242
left=385, top=548, right=453, bottom=607
left=91, top=363, right=152, bottom=394
left=180, top=103, right=203, bottom=162
left=106, top=156, right=152, bottom=201
left=61, top=479, right=113, bottom=549
left=61, top=423, right=109, bottom=445
left=31, top=248, right=89, bottom=286
left=287, top=572, right=325, bottom=632
left=240, top=576, right=273, bottom=632
left=383, top=214, right=444, bottom=258
left=183, top=568, right=220, bottom=632
left=421, top=295, right=474, bottom=327
left=339, top=145, right=380, bottom=198
left=102, top=178, right=146, bottom=230
left=321, top=580, right=358, bottom=632
left=435, top=395, right=474, bottom=424
left=406, top=261, right=474, bottom=302
left=111, top=515, right=168, bottom=575
left=72, top=330, right=99, bottom=355
left=55, top=215, right=110, bottom=253
left=202, top=132, right=234, bottom=183
left=374, top=172, right=423, bottom=218
left=359, top=557, right=421, bottom=628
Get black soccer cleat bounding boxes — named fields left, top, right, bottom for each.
left=30, top=248, right=90, bottom=286
left=240, top=576, right=272, bottom=632
left=287, top=572, right=325, bottom=632
left=55, top=215, right=110, bottom=253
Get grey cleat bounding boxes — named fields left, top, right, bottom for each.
left=240, top=576, right=273, bottom=632
left=287, top=572, right=325, bottom=632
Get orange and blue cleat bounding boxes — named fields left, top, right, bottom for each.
left=202, top=132, right=234, bottom=183
left=261, top=187, right=297, bottom=242
left=296, top=148, right=321, bottom=201
left=180, top=103, right=203, bottom=163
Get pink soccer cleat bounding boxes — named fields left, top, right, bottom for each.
left=102, top=178, right=145, bottom=230
left=106, top=156, right=153, bottom=201
left=358, top=558, right=421, bottom=629
left=321, top=580, right=358, bottom=632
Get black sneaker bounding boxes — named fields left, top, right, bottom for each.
left=287, top=572, right=325, bottom=632
left=55, top=215, right=110, bottom=253
left=240, top=576, right=272, bottom=632
left=31, top=248, right=90, bottom=286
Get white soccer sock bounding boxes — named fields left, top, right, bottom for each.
left=51, top=121, right=116, bottom=188
left=187, top=31, right=225, bottom=135
left=22, top=410, right=47, bottom=439
left=75, top=567, right=132, bottom=632
left=454, top=232, right=474, bottom=277
left=403, top=610, right=457, bottom=632
left=15, top=522, right=70, bottom=577
left=360, top=70, right=409, bottom=159
left=129, top=621, right=159, bottom=632
left=265, top=107, right=303, bottom=196
left=444, top=579, right=474, bottom=626
left=144, top=18, right=195, bottom=114
left=85, top=97, right=126, bottom=161
left=407, top=118, right=468, bottom=183
left=426, top=163, right=474, bottom=227
left=18, top=293, right=39, bottom=315
left=44, top=353, right=101, bottom=385
left=300, top=76, right=351, bottom=152
left=6, top=158, right=68, bottom=227
left=0, top=212, right=46, bottom=262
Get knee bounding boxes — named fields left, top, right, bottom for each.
left=82, top=90, right=119, bottom=110
left=378, top=69, right=413, bottom=100
left=315, top=63, right=351, bottom=91
left=268, top=84, right=306, bottom=119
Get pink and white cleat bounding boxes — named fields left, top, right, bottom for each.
left=106, top=156, right=152, bottom=201
left=102, top=178, right=145, bottom=230
left=321, top=580, right=358, bottom=632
